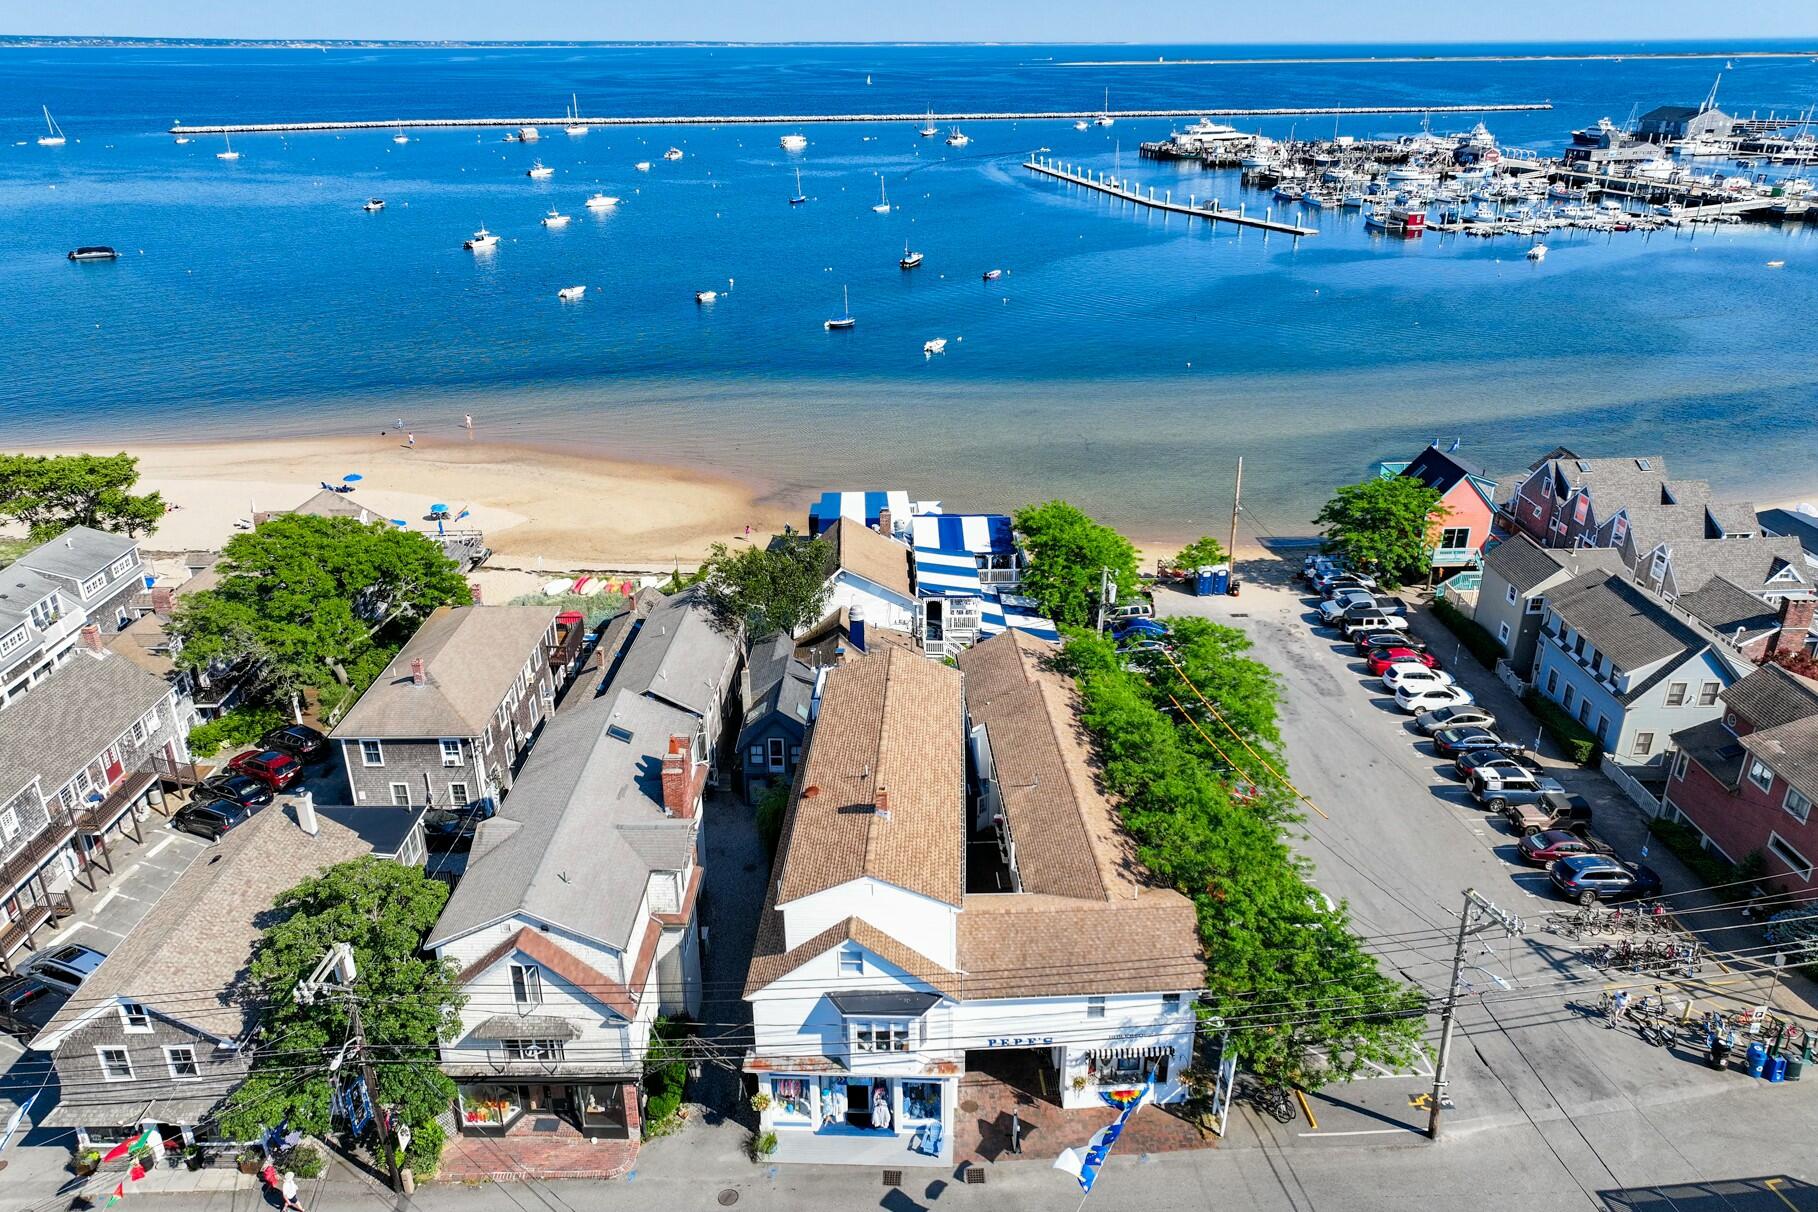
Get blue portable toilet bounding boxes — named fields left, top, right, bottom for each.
left=1746, top=1040, right=1769, bottom=1078
left=1211, top=564, right=1232, bottom=596
left=1193, top=566, right=1215, bottom=596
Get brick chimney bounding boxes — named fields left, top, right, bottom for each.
left=149, top=586, right=175, bottom=615
left=410, top=657, right=427, bottom=685
left=468, top=580, right=483, bottom=606
left=877, top=507, right=893, bottom=537
left=661, top=733, right=698, bottom=818
left=874, top=786, right=891, bottom=822
left=79, top=624, right=104, bottom=654
left=1770, top=595, right=1816, bottom=659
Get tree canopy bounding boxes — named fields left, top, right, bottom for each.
left=0, top=452, right=165, bottom=542
left=1011, top=501, right=1140, bottom=629
left=1314, top=476, right=1445, bottom=589
left=218, top=858, right=462, bottom=1176
left=696, top=536, right=832, bottom=638
left=171, top=514, right=470, bottom=713
left=1170, top=536, right=1229, bottom=571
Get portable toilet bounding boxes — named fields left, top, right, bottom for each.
left=1193, top=566, right=1216, bottom=596
left=1210, top=564, right=1232, bottom=595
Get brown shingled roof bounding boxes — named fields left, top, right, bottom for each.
left=457, top=926, right=636, bottom=1020
left=956, top=893, right=1205, bottom=998
left=825, top=517, right=913, bottom=600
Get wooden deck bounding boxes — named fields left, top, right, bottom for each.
left=1024, top=157, right=1318, bottom=236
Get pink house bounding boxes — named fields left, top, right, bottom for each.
left=1377, top=445, right=1499, bottom=573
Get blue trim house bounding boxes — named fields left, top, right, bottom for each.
left=908, top=515, right=1057, bottom=659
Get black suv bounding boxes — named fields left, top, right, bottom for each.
left=0, top=974, right=68, bottom=1039
left=172, top=800, right=255, bottom=841
left=194, top=773, right=275, bottom=810
left=262, top=723, right=328, bottom=762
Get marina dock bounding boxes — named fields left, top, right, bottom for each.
left=168, top=103, right=1551, bottom=136
left=1024, top=157, right=1318, bottom=235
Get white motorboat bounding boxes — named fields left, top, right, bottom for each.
left=518, top=126, right=541, bottom=142
left=216, top=134, right=240, bottom=161
left=824, top=285, right=855, bottom=330
left=585, top=192, right=620, bottom=209
left=1526, top=243, right=1548, bottom=261
left=464, top=226, right=498, bottom=251
left=565, top=95, right=589, bottom=136
left=945, top=128, right=970, bottom=147
left=38, top=106, right=66, bottom=146
left=780, top=133, right=808, bottom=151
left=923, top=337, right=948, bottom=356
left=1074, top=120, right=1089, bottom=131
left=635, top=160, right=652, bottom=172
left=174, top=135, right=191, bottom=144
left=527, top=160, right=554, bottom=179
left=695, top=289, right=719, bottom=304
left=393, top=131, right=409, bottom=144
left=363, top=198, right=385, bottom=212
left=542, top=208, right=571, bottom=228
left=558, top=285, right=586, bottom=301
left=899, top=241, right=923, bottom=269
left=663, top=146, right=683, bottom=160
left=872, top=177, right=891, bottom=213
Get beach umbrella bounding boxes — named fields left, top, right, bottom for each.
left=430, top=503, right=448, bottom=513
left=389, top=519, right=408, bottom=528
left=343, top=473, right=363, bottom=482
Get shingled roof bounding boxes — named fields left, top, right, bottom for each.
left=824, top=517, right=913, bottom=600
left=1546, top=573, right=1706, bottom=674
left=331, top=605, right=556, bottom=739
left=1739, top=718, right=1818, bottom=808
left=1722, top=664, right=1818, bottom=732
left=0, top=652, right=171, bottom=804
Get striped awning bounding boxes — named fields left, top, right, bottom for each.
left=914, top=547, right=984, bottom=597
left=995, top=601, right=1060, bottom=643
left=809, top=491, right=910, bottom=535
left=1086, top=1045, right=1175, bottom=1061
left=910, top=514, right=1015, bottom=554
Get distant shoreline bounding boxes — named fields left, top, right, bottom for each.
left=1061, top=51, right=1818, bottom=65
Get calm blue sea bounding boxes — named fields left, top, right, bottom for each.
left=3, top=42, right=1817, bottom=539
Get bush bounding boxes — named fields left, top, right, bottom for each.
left=747, top=1130, right=778, bottom=1161
left=754, top=781, right=789, bottom=859
left=186, top=704, right=288, bottom=758
left=402, top=1119, right=444, bottom=1179
left=1431, top=598, right=1504, bottom=671
left=1521, top=690, right=1601, bottom=766
left=642, top=1018, right=689, bottom=1138
left=277, top=1142, right=324, bottom=1180
left=1647, top=818, right=1738, bottom=886
left=507, top=590, right=626, bottom=630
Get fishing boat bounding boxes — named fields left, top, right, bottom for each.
left=919, top=109, right=938, bottom=137
left=541, top=208, right=571, bottom=228
left=174, top=135, right=191, bottom=144
left=1094, top=88, right=1115, bottom=127
left=945, top=128, right=970, bottom=147
left=585, top=193, right=619, bottom=209
left=923, top=337, right=947, bottom=356
left=872, top=178, right=891, bottom=213
left=1526, top=243, right=1547, bottom=261
left=981, top=268, right=1003, bottom=281
left=824, top=285, right=855, bottom=330
left=663, top=147, right=684, bottom=160
left=1074, top=120, right=1090, bottom=131
left=518, top=126, right=541, bottom=142
left=558, top=285, right=586, bottom=301
left=695, top=289, right=718, bottom=304
left=66, top=246, right=118, bottom=262
left=565, top=95, right=589, bottom=136
left=363, top=198, right=386, bottom=212
left=789, top=168, right=807, bottom=205
left=780, top=133, right=808, bottom=151
left=635, top=160, right=652, bottom=172
left=527, top=160, right=554, bottom=179
left=38, top=106, right=66, bottom=146
left=464, top=226, right=498, bottom=251
left=899, top=241, right=923, bottom=269
left=216, top=134, right=240, bottom=161
left=393, top=131, right=409, bottom=144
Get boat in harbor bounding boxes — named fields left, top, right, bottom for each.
left=585, top=192, right=619, bottom=209
left=1074, top=120, right=1090, bottom=131
left=1526, top=243, right=1547, bottom=260
left=780, top=133, right=808, bottom=151
left=174, top=135, right=191, bottom=144
left=464, top=226, right=498, bottom=251
left=393, top=131, right=409, bottom=144
left=982, top=268, right=1003, bottom=281
left=900, top=241, right=923, bottom=269
left=216, top=134, right=240, bottom=161
left=363, top=198, right=385, bottom=212
left=663, top=147, right=684, bottom=160
left=635, top=160, right=652, bottom=171
left=527, top=160, right=554, bottom=179
left=39, top=106, right=67, bottom=146
left=1365, top=204, right=1425, bottom=235
left=789, top=168, right=807, bottom=205
left=872, top=178, right=891, bottom=213
left=946, top=128, right=970, bottom=147
left=558, top=285, right=586, bottom=301
left=919, top=109, right=938, bottom=137
left=541, top=208, right=570, bottom=228
left=66, top=246, right=118, bottom=262
left=565, top=96, right=589, bottom=136
left=923, top=337, right=948, bottom=356
left=518, top=126, right=541, bottom=142
left=824, top=285, right=855, bottom=330
left=1095, top=88, right=1115, bottom=127
left=695, top=289, right=718, bottom=304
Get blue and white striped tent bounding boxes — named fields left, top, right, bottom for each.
left=808, top=490, right=911, bottom=536
left=910, top=514, right=1059, bottom=643
left=913, top=548, right=986, bottom=597
left=910, top=513, right=1015, bottom=554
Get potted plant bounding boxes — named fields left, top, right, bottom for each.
left=1070, top=1075, right=1088, bottom=1094
left=746, top=1130, right=779, bottom=1162
left=749, top=1092, right=772, bottom=1114
left=71, top=1147, right=102, bottom=1177
left=182, top=1144, right=207, bottom=1171
left=236, top=1146, right=265, bottom=1176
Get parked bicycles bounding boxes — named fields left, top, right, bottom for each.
left=1243, top=1080, right=1299, bottom=1124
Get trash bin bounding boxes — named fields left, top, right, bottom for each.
left=1746, top=1040, right=1769, bottom=1078
left=1787, top=1037, right=1809, bottom=1082
left=1767, top=1051, right=1788, bottom=1082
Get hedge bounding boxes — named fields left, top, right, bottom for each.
left=1430, top=598, right=1504, bottom=671
left=186, top=704, right=288, bottom=758
left=1646, top=818, right=1738, bottom=887
left=1520, top=689, right=1601, bottom=766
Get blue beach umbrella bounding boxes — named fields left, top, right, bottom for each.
left=430, top=503, right=448, bottom=514
left=389, top=519, right=409, bottom=528
left=343, top=473, right=363, bottom=482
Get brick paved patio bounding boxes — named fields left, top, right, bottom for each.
left=436, top=1126, right=639, bottom=1183
left=952, top=1071, right=1212, bottom=1164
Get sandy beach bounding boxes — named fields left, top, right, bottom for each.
left=18, top=435, right=791, bottom=569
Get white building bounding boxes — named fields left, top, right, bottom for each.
left=744, top=633, right=1204, bottom=1166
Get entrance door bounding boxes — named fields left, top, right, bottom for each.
left=104, top=746, right=123, bottom=786
left=845, top=1078, right=873, bottom=1128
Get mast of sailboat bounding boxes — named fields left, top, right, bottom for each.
left=1702, top=73, right=1721, bottom=115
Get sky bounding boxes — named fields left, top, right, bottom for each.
left=13, top=1, right=1817, bottom=45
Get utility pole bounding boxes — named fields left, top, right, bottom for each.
left=348, top=998, right=404, bottom=1194
left=297, top=943, right=403, bottom=1193
left=1428, top=888, right=1522, bottom=1140
left=1228, top=456, right=1244, bottom=568
left=1096, top=566, right=1116, bottom=636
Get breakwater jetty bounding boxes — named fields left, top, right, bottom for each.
left=1024, top=157, right=1318, bottom=236
left=168, top=102, right=1551, bottom=135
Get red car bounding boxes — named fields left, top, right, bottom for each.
left=1365, top=646, right=1440, bottom=676
left=1516, top=830, right=1612, bottom=866
left=224, top=749, right=303, bottom=791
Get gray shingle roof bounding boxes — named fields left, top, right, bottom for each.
left=1617, top=502, right=1719, bottom=546
left=1663, top=537, right=1810, bottom=597
left=1482, top=534, right=1565, bottom=592
left=1547, top=573, right=1705, bottom=674
left=1678, top=577, right=1779, bottom=642
left=737, top=633, right=814, bottom=752
left=1721, top=664, right=1818, bottom=731
left=14, top=526, right=137, bottom=582
left=331, top=605, right=556, bottom=740
left=1547, top=455, right=1671, bottom=512
left=289, top=488, right=379, bottom=522
left=607, top=588, right=739, bottom=720
left=0, top=652, right=171, bottom=802
left=1705, top=502, right=1760, bottom=537
left=1738, top=717, right=1818, bottom=807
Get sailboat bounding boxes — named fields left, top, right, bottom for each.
left=824, top=285, right=856, bottom=330
left=1095, top=88, right=1115, bottom=127
left=38, top=106, right=66, bottom=146
left=872, top=177, right=891, bottom=213
left=216, top=134, right=240, bottom=161
left=919, top=108, right=938, bottom=137
left=393, top=130, right=409, bottom=144
left=899, top=240, right=923, bottom=269
left=565, top=95, right=589, bottom=136
left=789, top=168, right=807, bottom=205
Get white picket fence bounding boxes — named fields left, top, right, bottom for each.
left=1601, top=754, right=1664, bottom=818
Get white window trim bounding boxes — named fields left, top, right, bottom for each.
left=1784, top=785, right=1812, bottom=826
left=360, top=740, right=384, bottom=768
left=389, top=783, right=412, bottom=806
left=1505, top=584, right=1518, bottom=605
left=1767, top=831, right=1813, bottom=881
left=1664, top=682, right=1688, bottom=708
left=164, top=1046, right=200, bottom=1080
left=837, top=948, right=864, bottom=976
left=80, top=574, right=107, bottom=597
left=1632, top=731, right=1654, bottom=757
left=96, top=1046, right=135, bottom=1082
left=119, top=1002, right=153, bottom=1034
left=510, top=963, right=543, bottom=1008
left=440, top=739, right=464, bottom=768
left=1748, top=759, right=1775, bottom=794
left=0, top=806, right=19, bottom=843
left=448, top=781, right=469, bottom=805
left=847, top=1018, right=912, bottom=1054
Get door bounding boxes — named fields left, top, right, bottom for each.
left=103, top=746, right=123, bottom=786
left=845, top=1079, right=873, bottom=1128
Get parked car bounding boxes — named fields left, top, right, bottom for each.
left=1396, top=684, right=1475, bottom=713
left=1415, top=704, right=1496, bottom=735
left=1502, top=790, right=1594, bottom=836
left=1455, top=749, right=1531, bottom=780
left=1318, top=592, right=1378, bottom=623
left=423, top=801, right=498, bottom=852
left=1355, top=631, right=1428, bottom=657
left=224, top=748, right=303, bottom=791
left=1468, top=767, right=1565, bottom=808
left=1113, top=617, right=1169, bottom=643
left=1366, top=646, right=1439, bottom=676
left=1341, top=613, right=1410, bottom=638
left=1430, top=726, right=1509, bottom=758
left=0, top=975, right=67, bottom=1039
left=193, top=772, right=275, bottom=810
left=171, top=799, right=255, bottom=841
left=1105, top=600, right=1155, bottom=624
left=1321, top=575, right=1378, bottom=600
left=261, top=723, right=328, bottom=762
left=1382, top=664, right=1456, bottom=693
left=1517, top=830, right=1613, bottom=866
left=22, top=944, right=107, bottom=994
left=1549, top=854, right=1663, bottom=904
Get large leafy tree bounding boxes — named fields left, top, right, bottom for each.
left=696, top=536, right=832, bottom=638
left=1170, top=536, right=1229, bottom=571
left=171, top=514, right=469, bottom=711
left=1314, top=476, right=1445, bottom=589
left=219, top=858, right=462, bottom=1176
left=1011, top=501, right=1140, bottom=629
left=0, top=452, right=165, bottom=541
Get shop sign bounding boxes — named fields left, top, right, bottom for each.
left=983, top=1035, right=1055, bottom=1048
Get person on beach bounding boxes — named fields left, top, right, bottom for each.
left=464, top=413, right=473, bottom=430
left=405, top=432, right=415, bottom=449
left=281, top=1169, right=304, bottom=1211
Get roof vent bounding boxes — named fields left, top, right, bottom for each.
left=1636, top=458, right=1652, bottom=471
left=801, top=785, right=821, bottom=799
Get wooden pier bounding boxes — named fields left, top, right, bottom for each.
left=1024, top=157, right=1318, bottom=236
left=168, top=102, right=1551, bottom=136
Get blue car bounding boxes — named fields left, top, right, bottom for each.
left=1113, top=618, right=1169, bottom=644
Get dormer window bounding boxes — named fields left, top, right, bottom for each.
left=849, top=1020, right=910, bottom=1053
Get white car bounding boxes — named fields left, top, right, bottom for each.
left=1382, top=664, right=1457, bottom=693
left=1340, top=613, right=1409, bottom=637
left=1395, top=683, right=1475, bottom=713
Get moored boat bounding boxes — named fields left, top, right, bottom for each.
left=780, top=133, right=808, bottom=151
left=824, top=285, right=855, bottom=329
left=67, top=246, right=118, bottom=261
left=663, top=146, right=683, bottom=160
left=900, top=241, right=923, bottom=269
left=527, top=160, right=554, bottom=179
left=541, top=208, right=570, bottom=228
left=464, top=226, right=498, bottom=251
left=363, top=198, right=385, bottom=212
left=585, top=192, right=620, bottom=209
left=558, top=285, right=586, bottom=301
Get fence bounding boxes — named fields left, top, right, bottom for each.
left=1494, top=658, right=1530, bottom=698
left=1601, top=754, right=1664, bottom=818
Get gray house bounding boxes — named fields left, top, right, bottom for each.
left=1474, top=536, right=1626, bottom=682
left=1533, top=573, right=1750, bottom=768
left=13, top=527, right=147, bottom=636
left=736, top=633, right=815, bottom=803
left=31, top=800, right=422, bottom=1149
left=331, top=605, right=561, bottom=811
left=593, top=587, right=740, bottom=772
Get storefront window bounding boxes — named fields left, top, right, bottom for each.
left=460, top=1084, right=523, bottom=1130
left=901, top=1081, right=941, bottom=1123
left=577, top=1084, right=623, bottom=1130
left=770, top=1078, right=813, bottom=1124
left=816, top=1077, right=849, bottom=1129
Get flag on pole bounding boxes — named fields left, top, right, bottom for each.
left=101, top=1125, right=162, bottom=1164
left=1051, top=1081, right=1152, bottom=1195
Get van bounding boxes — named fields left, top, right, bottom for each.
left=1106, top=600, right=1154, bottom=624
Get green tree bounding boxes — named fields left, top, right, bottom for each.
left=0, top=452, right=165, bottom=541
left=1170, top=536, right=1228, bottom=571
left=696, top=537, right=832, bottom=638
left=171, top=514, right=469, bottom=712
left=1313, top=476, right=1445, bottom=589
left=1011, top=501, right=1140, bottom=629
left=218, top=858, right=462, bottom=1176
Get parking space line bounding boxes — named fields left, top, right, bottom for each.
left=1298, top=1128, right=1414, bottom=1137
left=89, top=889, right=121, bottom=914
left=44, top=919, right=94, bottom=947
left=144, top=835, right=177, bottom=859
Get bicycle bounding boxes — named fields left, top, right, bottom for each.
left=1243, top=1080, right=1298, bottom=1124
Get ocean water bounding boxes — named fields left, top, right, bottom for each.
left=3, top=42, right=1817, bottom=540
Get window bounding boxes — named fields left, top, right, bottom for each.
left=790, top=746, right=802, bottom=766
left=1562, top=685, right=1575, bottom=711
left=503, top=1039, right=565, bottom=1061
left=165, top=1047, right=199, bottom=1079
left=1784, top=786, right=1812, bottom=825
left=0, top=806, right=19, bottom=843
left=1748, top=759, right=1775, bottom=794
left=837, top=948, right=864, bottom=977
left=360, top=740, right=384, bottom=767
left=1546, top=670, right=1559, bottom=696
left=1596, top=717, right=1610, bottom=744
left=747, top=744, right=764, bottom=766
left=1665, top=683, right=1687, bottom=708
left=143, top=709, right=160, bottom=734
left=1672, top=750, right=1688, bottom=781
left=1767, top=833, right=1813, bottom=881
left=1087, top=996, right=1106, bottom=1020
left=1573, top=497, right=1589, bottom=524
left=448, top=782, right=469, bottom=806
left=1577, top=699, right=1592, bottom=725
left=390, top=783, right=412, bottom=807
left=1498, top=622, right=1511, bottom=644
left=441, top=739, right=464, bottom=767
left=767, top=737, right=786, bottom=769
left=1698, top=682, right=1721, bottom=707
left=1632, top=732, right=1655, bottom=758
left=130, top=717, right=147, bottom=744
left=1163, top=992, right=1183, bottom=1011
left=0, top=626, right=26, bottom=657
left=109, top=554, right=136, bottom=578
left=1438, top=527, right=1470, bottom=550
left=97, top=1047, right=134, bottom=1081
left=510, top=964, right=543, bottom=1007
left=120, top=1002, right=152, bottom=1033
left=849, top=1020, right=910, bottom=1053
left=1505, top=584, right=1518, bottom=605
left=80, top=573, right=107, bottom=597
